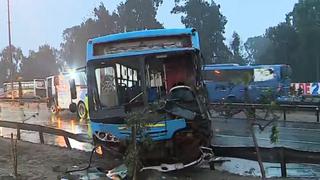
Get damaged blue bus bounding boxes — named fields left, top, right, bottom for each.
left=81, top=28, right=212, bottom=170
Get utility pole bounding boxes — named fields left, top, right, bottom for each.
left=7, top=0, right=14, bottom=100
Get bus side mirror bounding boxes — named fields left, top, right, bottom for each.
left=70, top=79, right=77, bottom=99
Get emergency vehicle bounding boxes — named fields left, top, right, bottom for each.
left=46, top=68, right=88, bottom=119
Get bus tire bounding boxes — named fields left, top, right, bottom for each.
left=77, top=101, right=87, bottom=119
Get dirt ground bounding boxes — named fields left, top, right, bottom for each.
left=0, top=137, right=299, bottom=180
left=0, top=137, right=113, bottom=180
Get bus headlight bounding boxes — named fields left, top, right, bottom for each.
left=95, top=131, right=120, bottom=143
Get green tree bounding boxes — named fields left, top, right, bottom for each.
left=248, top=0, right=320, bottom=82
left=290, top=0, right=320, bottom=81
left=0, top=60, right=10, bottom=87
left=172, top=0, right=231, bottom=64
left=117, top=0, right=163, bottom=32
left=61, top=4, right=121, bottom=67
left=244, top=36, right=272, bottom=65
left=250, top=22, right=298, bottom=67
left=230, top=31, right=245, bottom=65
left=0, top=46, right=24, bottom=85
left=265, top=22, right=298, bottom=64
left=61, top=1, right=163, bottom=67
left=21, top=45, right=60, bottom=80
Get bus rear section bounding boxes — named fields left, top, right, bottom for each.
left=203, top=64, right=291, bottom=103
left=86, top=28, right=212, bottom=167
left=46, top=75, right=72, bottom=114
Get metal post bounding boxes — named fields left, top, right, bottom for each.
left=280, top=148, right=287, bottom=178
left=316, top=107, right=319, bottom=123
left=7, top=0, right=14, bottom=100
left=139, top=58, right=148, bottom=106
left=317, top=54, right=319, bottom=81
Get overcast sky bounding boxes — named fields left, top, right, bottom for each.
left=0, top=0, right=298, bottom=55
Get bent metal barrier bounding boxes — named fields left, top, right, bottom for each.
left=0, top=120, right=91, bottom=149
left=210, top=102, right=320, bottom=122
left=0, top=97, right=46, bottom=103
left=213, top=146, right=320, bottom=178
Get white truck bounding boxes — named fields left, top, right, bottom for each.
left=46, top=68, right=88, bottom=119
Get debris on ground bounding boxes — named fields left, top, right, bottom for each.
left=0, top=137, right=297, bottom=179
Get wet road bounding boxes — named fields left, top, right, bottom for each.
left=211, top=114, right=320, bottom=178
left=0, top=102, right=93, bottom=151
left=2, top=102, right=320, bottom=178
left=212, top=116, right=320, bottom=152
left=1, top=102, right=320, bottom=152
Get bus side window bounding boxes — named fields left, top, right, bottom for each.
left=254, top=68, right=275, bottom=82
left=95, top=67, right=119, bottom=108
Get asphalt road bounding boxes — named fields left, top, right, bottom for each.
left=212, top=117, right=320, bottom=152
left=1, top=102, right=320, bottom=178
left=0, top=102, right=93, bottom=150
left=1, top=102, right=320, bottom=152
left=211, top=112, right=320, bottom=178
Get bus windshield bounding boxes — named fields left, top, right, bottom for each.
left=91, top=52, right=198, bottom=109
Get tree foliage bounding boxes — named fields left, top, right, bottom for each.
left=0, top=46, right=24, bottom=85
left=247, top=0, right=320, bottom=82
left=172, top=0, right=231, bottom=64
left=60, top=4, right=120, bottom=67
left=117, top=0, right=163, bottom=32
left=60, top=1, right=163, bottom=67
left=230, top=31, right=245, bottom=65
left=244, top=36, right=272, bottom=65
left=21, top=45, right=60, bottom=80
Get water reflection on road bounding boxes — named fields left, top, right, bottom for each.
left=2, top=102, right=320, bottom=178
left=0, top=102, right=93, bottom=151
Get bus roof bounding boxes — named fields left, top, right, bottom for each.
left=203, top=64, right=287, bottom=71
left=87, top=28, right=200, bottom=62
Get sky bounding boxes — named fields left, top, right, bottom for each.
left=0, top=0, right=298, bottom=55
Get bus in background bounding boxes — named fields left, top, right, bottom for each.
left=75, top=28, right=211, bottom=170
left=203, top=64, right=292, bottom=103
left=3, top=79, right=46, bottom=99
left=46, top=67, right=88, bottom=119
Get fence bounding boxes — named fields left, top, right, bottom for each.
left=0, top=120, right=91, bottom=149
left=213, top=146, right=320, bottom=178
left=210, top=102, right=320, bottom=122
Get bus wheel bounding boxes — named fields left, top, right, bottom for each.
left=77, top=102, right=87, bottom=119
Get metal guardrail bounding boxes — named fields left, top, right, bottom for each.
left=0, top=120, right=92, bottom=149
left=213, top=146, right=320, bottom=178
left=0, top=97, right=47, bottom=103
left=210, top=102, right=320, bottom=122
